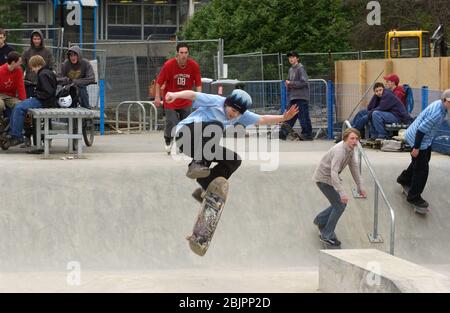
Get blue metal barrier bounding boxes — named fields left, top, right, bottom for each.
left=422, top=86, right=429, bottom=111
left=100, top=79, right=105, bottom=135
left=327, top=80, right=334, bottom=139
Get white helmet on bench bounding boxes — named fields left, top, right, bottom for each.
left=58, top=95, right=72, bottom=108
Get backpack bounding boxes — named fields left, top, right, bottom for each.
left=403, top=84, right=414, bottom=113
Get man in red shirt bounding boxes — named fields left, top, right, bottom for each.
left=0, top=51, right=26, bottom=121
left=155, top=43, right=202, bottom=153
left=384, top=74, right=406, bottom=107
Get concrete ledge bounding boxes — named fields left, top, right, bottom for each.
left=319, top=249, right=450, bottom=293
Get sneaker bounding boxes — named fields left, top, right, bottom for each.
left=7, top=136, right=24, bottom=147
left=164, top=140, right=173, bottom=154
left=319, top=235, right=341, bottom=247
left=20, top=137, right=32, bottom=148
left=186, top=160, right=211, bottom=179
left=192, top=188, right=206, bottom=204
left=407, top=197, right=429, bottom=208
left=299, top=134, right=314, bottom=141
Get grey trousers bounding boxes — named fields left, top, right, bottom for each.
left=164, top=107, right=191, bottom=143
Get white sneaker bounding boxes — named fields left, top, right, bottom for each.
left=164, top=141, right=173, bottom=154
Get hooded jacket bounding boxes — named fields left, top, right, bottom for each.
left=35, top=67, right=57, bottom=108
left=58, top=46, right=95, bottom=87
left=22, top=30, right=55, bottom=84
left=367, top=89, right=412, bottom=124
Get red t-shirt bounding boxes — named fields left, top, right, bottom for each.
left=0, top=63, right=26, bottom=100
left=156, top=58, right=201, bottom=110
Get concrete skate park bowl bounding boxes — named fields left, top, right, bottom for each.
left=0, top=133, right=449, bottom=292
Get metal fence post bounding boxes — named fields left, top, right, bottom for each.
left=327, top=80, right=334, bottom=139
left=99, top=79, right=105, bottom=135
left=281, top=81, right=287, bottom=114
left=368, top=183, right=383, bottom=243
left=422, top=86, right=429, bottom=111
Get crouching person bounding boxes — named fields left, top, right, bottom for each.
left=313, top=128, right=366, bottom=248
left=3, top=55, right=56, bottom=147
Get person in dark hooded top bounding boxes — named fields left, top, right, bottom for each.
left=22, top=30, right=54, bottom=97
left=58, top=46, right=96, bottom=108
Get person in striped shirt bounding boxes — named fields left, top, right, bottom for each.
left=397, top=89, right=450, bottom=208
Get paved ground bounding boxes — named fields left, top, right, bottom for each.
left=0, top=132, right=448, bottom=292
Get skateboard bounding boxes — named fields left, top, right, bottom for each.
left=187, top=177, right=229, bottom=256
left=361, top=138, right=382, bottom=149
left=280, top=122, right=301, bottom=141
left=401, top=184, right=430, bottom=215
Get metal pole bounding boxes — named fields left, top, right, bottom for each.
left=99, top=79, right=105, bottom=135
left=422, top=86, right=429, bottom=111
left=133, top=54, right=141, bottom=100
left=373, top=183, right=379, bottom=237
left=218, top=39, right=224, bottom=79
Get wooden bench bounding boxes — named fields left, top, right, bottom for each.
left=29, top=108, right=99, bottom=158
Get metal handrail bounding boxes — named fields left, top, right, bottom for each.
left=343, top=120, right=396, bottom=255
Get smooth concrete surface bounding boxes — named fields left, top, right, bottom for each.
left=319, top=249, right=450, bottom=293
left=0, top=132, right=449, bottom=292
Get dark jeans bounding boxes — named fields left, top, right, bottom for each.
left=25, top=84, right=36, bottom=98
left=397, top=146, right=432, bottom=201
left=176, top=122, right=242, bottom=190
left=78, top=85, right=90, bottom=109
left=313, top=182, right=347, bottom=240
left=352, top=109, right=369, bottom=133
left=165, top=107, right=191, bottom=144
left=280, top=99, right=312, bottom=138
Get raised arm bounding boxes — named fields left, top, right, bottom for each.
left=165, top=90, right=197, bottom=103
left=257, top=105, right=299, bottom=125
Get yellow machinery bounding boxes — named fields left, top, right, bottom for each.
left=385, top=30, right=431, bottom=59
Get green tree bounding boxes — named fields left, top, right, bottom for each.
left=179, top=0, right=353, bottom=78
left=0, top=0, right=23, bottom=44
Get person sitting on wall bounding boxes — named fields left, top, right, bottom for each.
left=351, top=82, right=384, bottom=137
left=384, top=74, right=406, bottom=106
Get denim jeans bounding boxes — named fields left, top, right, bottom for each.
left=9, top=97, right=42, bottom=139
left=313, top=182, right=347, bottom=240
left=352, top=109, right=369, bottom=132
left=281, top=99, right=312, bottom=137
left=370, top=110, right=399, bottom=139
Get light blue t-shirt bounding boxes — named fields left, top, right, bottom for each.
left=176, top=92, right=261, bottom=132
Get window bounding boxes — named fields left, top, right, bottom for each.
left=21, top=1, right=47, bottom=25
left=108, top=5, right=141, bottom=25
left=391, top=37, right=420, bottom=58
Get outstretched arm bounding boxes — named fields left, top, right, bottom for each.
left=165, top=90, right=197, bottom=103
left=257, top=105, right=299, bottom=125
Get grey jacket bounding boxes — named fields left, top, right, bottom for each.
left=287, top=63, right=309, bottom=101
left=313, top=141, right=363, bottom=198
left=22, top=30, right=54, bottom=84
left=58, top=46, right=96, bottom=87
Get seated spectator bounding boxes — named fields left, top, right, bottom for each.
left=0, top=51, right=26, bottom=120
left=384, top=74, right=406, bottom=106
left=5, top=55, right=56, bottom=147
left=369, top=88, right=413, bottom=140
left=58, top=46, right=95, bottom=109
left=351, top=82, right=384, bottom=136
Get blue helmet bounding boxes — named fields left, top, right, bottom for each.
left=224, top=89, right=252, bottom=114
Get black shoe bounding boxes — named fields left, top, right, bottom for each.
left=407, top=197, right=429, bottom=208
left=299, top=134, right=314, bottom=141
left=7, top=136, right=24, bottom=147
left=396, top=176, right=409, bottom=186
left=319, top=235, right=341, bottom=247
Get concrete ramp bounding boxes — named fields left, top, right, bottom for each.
left=0, top=135, right=449, bottom=291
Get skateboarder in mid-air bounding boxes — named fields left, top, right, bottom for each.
left=165, top=89, right=299, bottom=201
left=165, top=88, right=298, bottom=255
